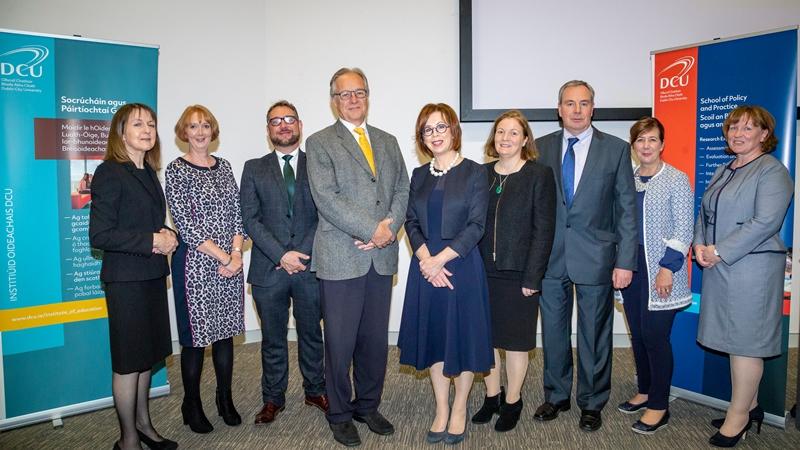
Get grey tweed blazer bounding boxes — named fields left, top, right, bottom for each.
left=306, top=120, right=409, bottom=280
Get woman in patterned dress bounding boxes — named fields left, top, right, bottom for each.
left=166, top=105, right=245, bottom=433
left=617, top=117, right=693, bottom=435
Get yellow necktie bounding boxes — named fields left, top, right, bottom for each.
left=354, top=127, right=376, bottom=175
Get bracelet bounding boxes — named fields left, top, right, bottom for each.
left=223, top=255, right=233, bottom=266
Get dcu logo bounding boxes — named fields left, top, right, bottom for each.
left=658, top=56, right=694, bottom=89
left=0, top=45, right=49, bottom=78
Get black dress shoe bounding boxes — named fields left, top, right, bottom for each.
left=711, top=405, right=764, bottom=434
left=353, top=411, right=394, bottom=435
left=330, top=421, right=361, bottom=447
left=579, top=409, right=602, bottom=432
left=533, top=400, right=571, bottom=421
left=136, top=429, right=179, bottom=450
left=631, top=410, right=670, bottom=435
left=471, top=387, right=504, bottom=424
left=617, top=400, right=648, bottom=414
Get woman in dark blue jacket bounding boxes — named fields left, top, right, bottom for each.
left=398, top=103, right=492, bottom=445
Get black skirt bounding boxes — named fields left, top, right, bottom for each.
left=104, top=277, right=172, bottom=374
left=487, top=275, right=539, bottom=352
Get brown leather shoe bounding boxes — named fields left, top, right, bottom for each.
left=254, top=402, right=285, bottom=425
left=304, top=394, right=329, bottom=413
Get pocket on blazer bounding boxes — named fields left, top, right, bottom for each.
left=594, top=229, right=618, bottom=242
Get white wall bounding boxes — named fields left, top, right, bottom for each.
left=2, top=0, right=798, bottom=344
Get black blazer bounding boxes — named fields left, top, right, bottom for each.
left=240, top=151, right=318, bottom=287
left=89, top=160, right=170, bottom=282
left=478, top=160, right=556, bottom=290
left=405, top=159, right=489, bottom=258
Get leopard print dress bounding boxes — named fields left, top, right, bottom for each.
left=166, top=156, right=245, bottom=347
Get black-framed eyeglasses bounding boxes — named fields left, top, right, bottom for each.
left=421, top=123, right=450, bottom=137
left=332, top=89, right=368, bottom=100
left=268, top=115, right=298, bottom=127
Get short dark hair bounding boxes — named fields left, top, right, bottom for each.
left=267, top=100, right=299, bottom=120
left=629, top=116, right=665, bottom=144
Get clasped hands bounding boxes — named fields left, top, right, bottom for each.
left=354, top=218, right=395, bottom=251
left=419, top=254, right=454, bottom=290
left=694, top=244, right=722, bottom=268
left=275, top=250, right=310, bottom=275
left=218, top=252, right=243, bottom=278
left=152, top=229, right=178, bottom=255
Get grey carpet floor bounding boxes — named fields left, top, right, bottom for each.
left=1, top=343, right=798, bottom=449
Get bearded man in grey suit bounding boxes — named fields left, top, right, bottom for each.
left=532, top=80, right=637, bottom=432
left=306, top=67, right=409, bottom=447
left=240, top=101, right=328, bottom=426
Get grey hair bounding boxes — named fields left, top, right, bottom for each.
left=558, top=80, right=595, bottom=105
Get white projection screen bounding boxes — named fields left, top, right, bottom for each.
left=460, top=0, right=800, bottom=121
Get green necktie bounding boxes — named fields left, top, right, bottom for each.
left=282, top=154, right=295, bottom=217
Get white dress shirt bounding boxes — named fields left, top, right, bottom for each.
left=274, top=147, right=301, bottom=175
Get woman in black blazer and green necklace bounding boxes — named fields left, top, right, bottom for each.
left=473, top=110, right=556, bottom=431
left=90, top=103, right=179, bottom=450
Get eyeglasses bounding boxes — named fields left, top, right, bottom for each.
left=421, top=123, right=450, bottom=137
left=332, top=89, right=369, bottom=100
left=268, top=115, right=298, bottom=127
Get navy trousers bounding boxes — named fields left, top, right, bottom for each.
left=319, top=265, right=392, bottom=424
left=621, top=248, right=678, bottom=410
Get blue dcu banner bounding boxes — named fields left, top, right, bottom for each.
left=0, top=29, right=166, bottom=429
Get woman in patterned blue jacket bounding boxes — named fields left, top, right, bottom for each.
left=617, top=117, right=694, bottom=435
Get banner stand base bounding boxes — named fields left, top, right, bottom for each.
left=671, top=386, right=788, bottom=430
left=0, top=384, right=170, bottom=431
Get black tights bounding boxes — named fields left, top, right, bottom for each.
left=181, top=337, right=234, bottom=400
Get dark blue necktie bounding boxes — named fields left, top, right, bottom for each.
left=282, top=154, right=295, bottom=217
left=562, top=137, right=579, bottom=208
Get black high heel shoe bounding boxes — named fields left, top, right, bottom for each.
left=216, top=389, right=242, bottom=426
left=182, top=397, right=213, bottom=434
left=136, top=429, right=178, bottom=450
left=711, top=405, right=764, bottom=434
left=709, top=421, right=751, bottom=448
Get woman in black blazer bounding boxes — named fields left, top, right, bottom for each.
left=398, top=103, right=492, bottom=445
left=472, top=110, right=556, bottom=431
left=89, top=103, right=178, bottom=450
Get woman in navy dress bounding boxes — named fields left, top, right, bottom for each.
left=398, top=103, right=492, bottom=445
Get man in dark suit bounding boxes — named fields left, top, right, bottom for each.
left=306, top=68, right=409, bottom=447
left=240, top=100, right=327, bottom=426
left=533, top=80, right=637, bottom=432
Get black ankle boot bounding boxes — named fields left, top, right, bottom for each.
left=216, top=389, right=242, bottom=426
left=495, top=398, right=523, bottom=432
left=182, top=397, right=213, bottom=434
left=471, top=387, right=504, bottom=424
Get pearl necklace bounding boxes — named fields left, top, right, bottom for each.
left=429, top=153, right=460, bottom=177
